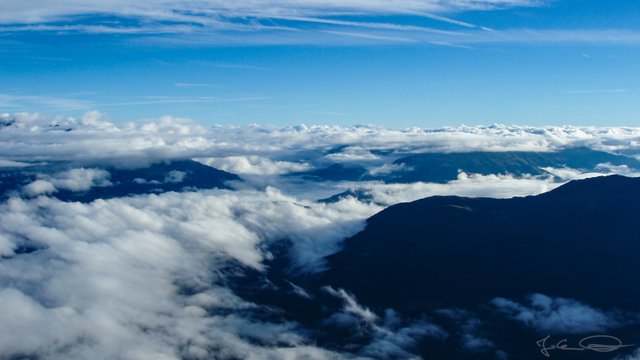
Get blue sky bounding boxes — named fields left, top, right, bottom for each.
left=1, top=0, right=639, bottom=127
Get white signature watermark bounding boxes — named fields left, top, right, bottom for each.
left=537, top=335, right=635, bottom=357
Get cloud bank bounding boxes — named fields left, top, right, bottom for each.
left=3, top=112, right=640, bottom=166
left=3, top=111, right=640, bottom=204
left=0, top=189, right=380, bottom=359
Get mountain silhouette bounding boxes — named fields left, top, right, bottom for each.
left=0, top=159, right=241, bottom=201
left=295, top=147, right=640, bottom=185
left=322, top=175, right=640, bottom=313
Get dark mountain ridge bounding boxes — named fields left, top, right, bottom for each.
left=321, top=175, right=640, bottom=313
left=294, top=147, right=640, bottom=186
left=0, top=159, right=241, bottom=201
left=383, top=146, right=640, bottom=183
left=230, top=175, right=640, bottom=359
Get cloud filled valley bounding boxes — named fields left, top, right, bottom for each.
left=2, top=112, right=640, bottom=359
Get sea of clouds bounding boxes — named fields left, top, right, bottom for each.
left=2, top=111, right=640, bottom=359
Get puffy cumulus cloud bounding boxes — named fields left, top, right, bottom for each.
left=23, top=179, right=57, bottom=196
left=491, top=294, right=622, bottom=334
left=23, top=168, right=112, bottom=196
left=0, top=188, right=380, bottom=359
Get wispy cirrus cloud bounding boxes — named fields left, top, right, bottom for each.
left=0, top=0, right=563, bottom=47
left=0, top=93, right=94, bottom=111
left=0, top=0, right=541, bottom=26
left=0, top=93, right=266, bottom=113
left=2, top=1, right=639, bottom=47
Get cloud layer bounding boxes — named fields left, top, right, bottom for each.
left=0, top=189, right=380, bottom=359
left=3, top=111, right=640, bottom=204
left=3, top=112, right=640, bottom=358
left=3, top=112, right=640, bottom=165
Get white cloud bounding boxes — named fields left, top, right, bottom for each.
left=15, top=1, right=640, bottom=48
left=322, top=286, right=447, bottom=358
left=323, top=286, right=378, bottom=324
left=24, top=179, right=57, bottom=196
left=0, top=188, right=379, bottom=359
left=49, top=168, right=112, bottom=191
left=595, top=163, right=640, bottom=177
left=3, top=112, right=640, bottom=169
left=491, top=294, right=621, bottom=334
left=324, top=146, right=381, bottom=163
left=3, top=112, right=640, bottom=359
left=0, top=112, right=212, bottom=166
left=164, top=170, right=187, bottom=183
left=3, top=111, right=640, bottom=205
left=196, top=156, right=311, bottom=175
left=367, top=163, right=409, bottom=176
left=332, top=172, right=561, bottom=206
left=23, top=168, right=112, bottom=196
left=0, top=233, right=15, bottom=256
left=0, top=0, right=540, bottom=27
left=0, top=159, right=31, bottom=167
left=5, top=3, right=640, bottom=47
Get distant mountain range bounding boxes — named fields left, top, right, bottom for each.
left=0, top=160, right=240, bottom=202
left=384, top=146, right=640, bottom=183
left=292, top=147, right=640, bottom=185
